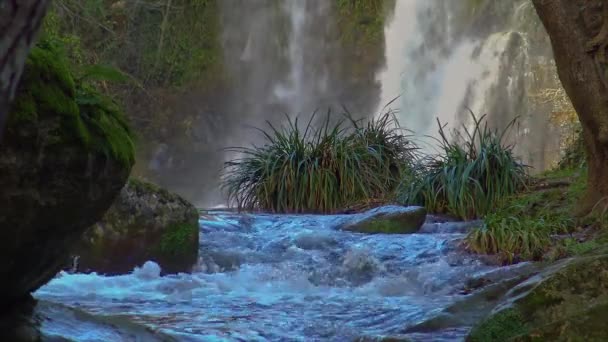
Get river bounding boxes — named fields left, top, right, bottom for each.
left=35, top=210, right=528, bottom=341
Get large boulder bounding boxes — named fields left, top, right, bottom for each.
left=339, top=205, right=427, bottom=234
left=467, top=251, right=608, bottom=341
left=0, top=41, right=134, bottom=308
left=72, top=179, right=200, bottom=275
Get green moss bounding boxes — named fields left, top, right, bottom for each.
left=354, top=218, right=421, bottom=234
left=562, top=238, right=602, bottom=256
left=8, top=39, right=135, bottom=167
left=468, top=308, right=528, bottom=342
left=77, top=85, right=135, bottom=166
left=160, top=222, right=198, bottom=257
left=9, top=41, right=78, bottom=125
left=363, top=220, right=402, bottom=234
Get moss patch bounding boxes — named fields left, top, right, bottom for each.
left=160, top=222, right=199, bottom=257
left=468, top=308, right=528, bottom=342
left=353, top=218, right=420, bottom=234
left=469, top=253, right=608, bottom=341
left=128, top=178, right=170, bottom=198
left=8, top=39, right=135, bottom=167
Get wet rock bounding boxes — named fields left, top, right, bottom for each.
left=293, top=232, right=338, bottom=250
left=72, top=179, right=199, bottom=275
left=403, top=263, right=542, bottom=336
left=339, top=206, right=427, bottom=234
left=0, top=42, right=132, bottom=308
left=467, top=252, right=608, bottom=341
left=419, top=220, right=482, bottom=234
left=0, top=299, right=174, bottom=341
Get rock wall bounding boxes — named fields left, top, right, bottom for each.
left=0, top=39, right=133, bottom=308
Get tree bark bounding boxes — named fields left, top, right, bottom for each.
left=533, top=0, right=608, bottom=214
left=0, top=0, right=50, bottom=138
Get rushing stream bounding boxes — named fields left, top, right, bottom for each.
left=35, top=211, right=526, bottom=341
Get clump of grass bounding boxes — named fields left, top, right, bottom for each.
left=222, top=110, right=417, bottom=213
left=399, top=112, right=528, bottom=220
left=466, top=168, right=584, bottom=264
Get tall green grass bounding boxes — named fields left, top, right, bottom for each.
left=399, top=113, right=528, bottom=220
left=222, top=110, right=418, bottom=213
left=466, top=168, right=583, bottom=264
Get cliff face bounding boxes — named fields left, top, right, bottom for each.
left=0, top=40, right=133, bottom=308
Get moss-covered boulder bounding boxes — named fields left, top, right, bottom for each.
left=0, top=41, right=134, bottom=308
left=72, top=179, right=199, bottom=275
left=340, top=205, right=427, bottom=234
left=467, top=252, right=608, bottom=341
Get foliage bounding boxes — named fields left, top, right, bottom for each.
left=222, top=110, right=417, bottom=213
left=46, top=0, right=223, bottom=88
left=466, top=167, right=586, bottom=264
left=399, top=113, right=528, bottom=220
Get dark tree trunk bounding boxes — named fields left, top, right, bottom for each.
left=533, top=0, right=608, bottom=214
left=0, top=0, right=50, bottom=137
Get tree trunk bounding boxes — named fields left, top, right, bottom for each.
left=532, top=0, right=608, bottom=214
left=0, top=0, right=50, bottom=138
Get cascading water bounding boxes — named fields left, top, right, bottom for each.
left=378, top=0, right=564, bottom=170
left=35, top=212, right=531, bottom=341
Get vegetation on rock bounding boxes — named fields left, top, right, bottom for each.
left=74, top=178, right=199, bottom=275
left=339, top=205, right=426, bottom=234
left=467, top=252, right=608, bottom=341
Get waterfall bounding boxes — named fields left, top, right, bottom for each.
left=378, top=0, right=563, bottom=170
left=199, top=0, right=389, bottom=206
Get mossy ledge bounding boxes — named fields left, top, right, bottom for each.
left=0, top=39, right=133, bottom=309
left=8, top=39, right=135, bottom=167
left=467, top=252, right=608, bottom=341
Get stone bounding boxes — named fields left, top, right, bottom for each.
left=0, top=41, right=133, bottom=308
left=467, top=252, right=608, bottom=341
left=339, top=205, right=427, bottom=234
left=72, top=179, right=200, bottom=275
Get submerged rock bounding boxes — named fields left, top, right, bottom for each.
left=467, top=251, right=608, bottom=341
left=340, top=205, right=426, bottom=234
left=0, top=41, right=133, bottom=308
left=73, top=179, right=200, bottom=275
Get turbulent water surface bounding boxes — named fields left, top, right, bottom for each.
left=36, top=211, right=516, bottom=341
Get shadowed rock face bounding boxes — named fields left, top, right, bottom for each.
left=0, top=42, right=133, bottom=308
left=340, top=205, right=427, bottom=234
left=73, top=179, right=200, bottom=275
left=468, top=250, right=608, bottom=341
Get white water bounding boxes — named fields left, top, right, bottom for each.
left=377, top=0, right=560, bottom=168
left=35, top=211, right=525, bottom=341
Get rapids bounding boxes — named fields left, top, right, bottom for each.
left=35, top=211, right=526, bottom=341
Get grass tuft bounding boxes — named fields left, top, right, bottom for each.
left=398, top=112, right=528, bottom=220
left=221, top=110, right=417, bottom=213
left=465, top=168, right=585, bottom=264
